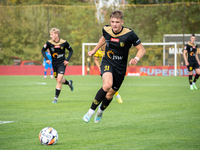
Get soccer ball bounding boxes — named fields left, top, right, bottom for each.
left=39, top=127, right=58, bottom=145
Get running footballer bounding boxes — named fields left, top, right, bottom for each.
left=42, top=28, right=74, bottom=104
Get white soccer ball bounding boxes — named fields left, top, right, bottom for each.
left=39, top=127, right=58, bottom=145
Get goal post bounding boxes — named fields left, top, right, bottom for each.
left=82, top=42, right=178, bottom=76
left=82, top=43, right=98, bottom=76
left=142, top=42, right=178, bottom=76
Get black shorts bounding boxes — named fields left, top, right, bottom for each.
left=187, top=62, right=200, bottom=71
left=100, top=61, right=125, bottom=91
left=53, top=64, right=66, bottom=78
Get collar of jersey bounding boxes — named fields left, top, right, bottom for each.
left=188, top=42, right=196, bottom=47
left=112, top=26, right=123, bottom=35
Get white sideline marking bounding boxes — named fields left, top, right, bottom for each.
left=0, top=121, right=17, bottom=124
left=0, top=82, right=47, bottom=86
left=36, top=82, right=47, bottom=85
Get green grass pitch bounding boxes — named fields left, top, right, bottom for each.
left=0, top=75, right=200, bottom=150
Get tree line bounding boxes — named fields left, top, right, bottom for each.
left=0, top=0, right=199, bottom=5
left=0, top=2, right=199, bottom=65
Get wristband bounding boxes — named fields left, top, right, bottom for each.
left=135, top=57, right=139, bottom=61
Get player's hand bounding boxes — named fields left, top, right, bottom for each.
left=46, top=60, right=51, bottom=65
left=63, top=60, right=69, bottom=66
left=185, top=61, right=189, bottom=66
left=88, top=50, right=95, bottom=57
left=129, top=58, right=138, bottom=65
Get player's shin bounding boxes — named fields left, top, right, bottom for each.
left=63, top=79, right=69, bottom=85
left=189, top=75, right=193, bottom=85
left=193, top=74, right=199, bottom=83
left=90, top=88, right=107, bottom=110
left=55, top=88, right=61, bottom=98
left=100, top=97, right=113, bottom=111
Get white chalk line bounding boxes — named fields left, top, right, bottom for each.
left=0, top=121, right=17, bottom=125
left=0, top=82, right=47, bottom=86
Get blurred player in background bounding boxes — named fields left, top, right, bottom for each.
left=83, top=10, right=146, bottom=123
left=94, top=42, right=123, bottom=103
left=183, top=34, right=200, bottom=90
left=43, top=49, right=53, bottom=79
left=42, top=28, right=74, bottom=104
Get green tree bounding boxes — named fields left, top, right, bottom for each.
left=0, top=3, right=199, bottom=65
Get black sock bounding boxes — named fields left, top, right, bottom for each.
left=189, top=75, right=193, bottom=85
left=193, top=74, right=199, bottom=83
left=55, top=88, right=61, bottom=98
left=64, top=79, right=69, bottom=85
left=100, top=97, right=113, bottom=111
left=91, top=88, right=107, bottom=110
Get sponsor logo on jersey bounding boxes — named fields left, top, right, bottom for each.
left=52, top=53, right=58, bottom=58
left=190, top=52, right=194, bottom=56
left=107, top=50, right=123, bottom=60
left=61, top=47, right=64, bottom=50
left=120, top=42, right=125, bottom=47
left=54, top=45, right=61, bottom=48
left=57, top=54, right=64, bottom=59
left=107, top=50, right=114, bottom=59
left=111, top=38, right=119, bottom=42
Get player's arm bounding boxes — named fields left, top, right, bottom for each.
left=88, top=36, right=106, bottom=57
left=129, top=43, right=146, bottom=65
left=94, top=56, right=101, bottom=72
left=183, top=48, right=189, bottom=66
left=41, top=43, right=51, bottom=65
left=64, top=42, right=73, bottom=66
left=195, top=52, right=200, bottom=65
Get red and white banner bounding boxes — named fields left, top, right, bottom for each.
left=0, top=65, right=189, bottom=76
left=90, top=66, right=189, bottom=76
left=126, top=66, right=189, bottom=76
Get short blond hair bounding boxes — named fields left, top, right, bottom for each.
left=110, top=10, right=123, bottom=20
left=50, top=28, right=60, bottom=36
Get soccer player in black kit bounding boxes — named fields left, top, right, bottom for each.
left=183, top=34, right=200, bottom=90
left=83, top=10, right=146, bottom=123
left=42, top=28, right=74, bottom=104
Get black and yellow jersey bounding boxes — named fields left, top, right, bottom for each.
left=184, top=42, right=198, bottom=63
left=42, top=39, right=73, bottom=66
left=102, top=25, right=141, bottom=71
left=94, top=48, right=105, bottom=61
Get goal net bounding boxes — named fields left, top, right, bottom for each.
left=82, top=42, right=178, bottom=76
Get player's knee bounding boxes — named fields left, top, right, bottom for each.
left=56, top=78, right=62, bottom=84
left=103, top=83, right=112, bottom=92
left=189, top=72, right=193, bottom=75
left=196, top=70, right=200, bottom=75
